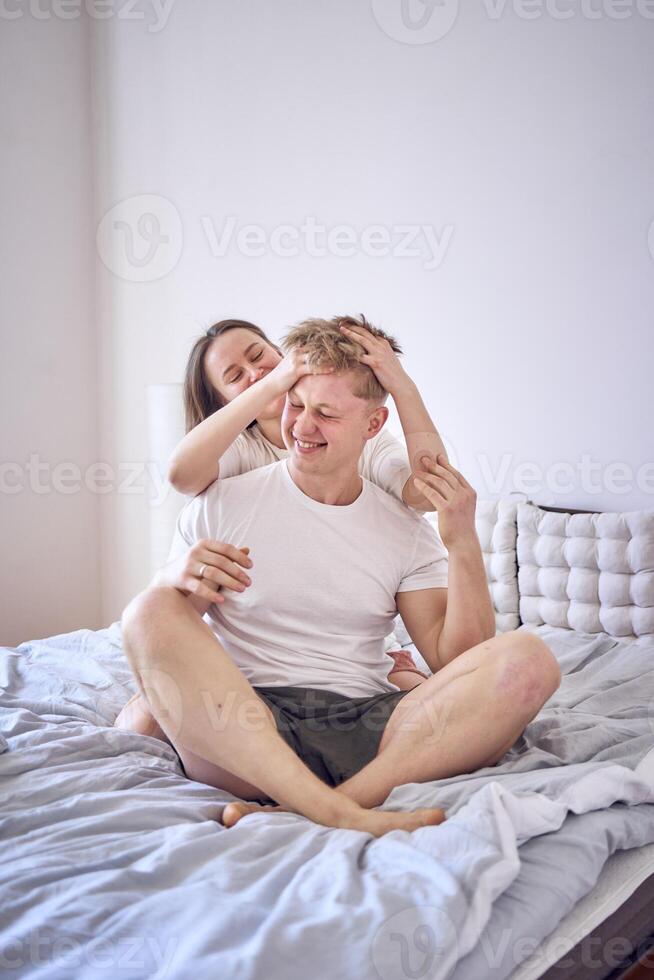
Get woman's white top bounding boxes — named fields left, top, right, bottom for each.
left=218, top=425, right=411, bottom=505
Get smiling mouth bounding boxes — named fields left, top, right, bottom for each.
left=293, top=435, right=327, bottom=454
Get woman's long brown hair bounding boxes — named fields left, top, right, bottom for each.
left=183, top=319, right=280, bottom=433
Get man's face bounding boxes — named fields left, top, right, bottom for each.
left=281, top=372, right=386, bottom=476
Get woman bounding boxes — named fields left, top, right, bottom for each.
left=115, top=315, right=448, bottom=738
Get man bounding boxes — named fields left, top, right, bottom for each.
left=122, top=316, right=561, bottom=838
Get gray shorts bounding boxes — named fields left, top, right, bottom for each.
left=251, top=684, right=411, bottom=805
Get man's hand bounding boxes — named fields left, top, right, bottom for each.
left=338, top=322, right=409, bottom=396
left=155, top=539, right=253, bottom=605
left=412, top=454, right=477, bottom=551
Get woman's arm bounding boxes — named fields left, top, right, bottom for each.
left=168, top=375, right=282, bottom=495
left=168, top=348, right=334, bottom=495
left=388, top=376, right=450, bottom=511
left=338, top=323, right=449, bottom=512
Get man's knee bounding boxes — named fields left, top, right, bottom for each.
left=493, top=632, right=562, bottom=712
left=120, top=585, right=181, bottom=637
left=121, top=586, right=182, bottom=670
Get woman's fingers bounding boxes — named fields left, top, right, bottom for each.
left=199, top=551, right=252, bottom=586
left=339, top=324, right=377, bottom=352
left=201, top=540, right=253, bottom=569
left=191, top=541, right=254, bottom=594
left=200, top=564, right=251, bottom=594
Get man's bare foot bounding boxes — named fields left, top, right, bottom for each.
left=222, top=801, right=286, bottom=827
left=114, top=692, right=170, bottom=743
left=220, top=800, right=446, bottom=836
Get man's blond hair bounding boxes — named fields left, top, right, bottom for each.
left=281, top=315, right=402, bottom=403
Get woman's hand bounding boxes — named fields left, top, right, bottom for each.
left=412, top=455, right=478, bottom=552
left=338, top=322, right=409, bottom=396
left=156, top=540, right=253, bottom=604
left=264, top=348, right=334, bottom=397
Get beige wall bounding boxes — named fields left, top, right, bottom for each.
left=0, top=14, right=101, bottom=645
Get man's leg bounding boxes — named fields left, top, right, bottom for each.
left=121, top=585, right=446, bottom=835
left=333, top=630, right=561, bottom=809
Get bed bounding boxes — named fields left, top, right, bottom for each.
left=2, top=430, right=654, bottom=978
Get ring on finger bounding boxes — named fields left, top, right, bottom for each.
left=198, top=563, right=207, bottom=579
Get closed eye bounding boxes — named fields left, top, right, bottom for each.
left=288, top=399, right=338, bottom=421
left=228, top=350, right=264, bottom=383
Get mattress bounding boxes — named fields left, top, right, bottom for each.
left=511, top=843, right=654, bottom=979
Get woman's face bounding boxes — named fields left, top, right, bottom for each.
left=204, top=328, right=284, bottom=413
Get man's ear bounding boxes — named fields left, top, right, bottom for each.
left=363, top=404, right=389, bottom=440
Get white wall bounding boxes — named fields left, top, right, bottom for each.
left=93, top=0, right=654, bottom=626
left=4, top=1, right=653, bottom=636
left=0, top=14, right=101, bottom=645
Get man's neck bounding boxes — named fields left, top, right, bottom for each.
left=287, top=461, right=363, bottom=506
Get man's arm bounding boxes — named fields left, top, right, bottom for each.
left=396, top=588, right=448, bottom=674
left=435, top=537, right=495, bottom=666
left=396, top=540, right=495, bottom=673
left=397, top=454, right=496, bottom=671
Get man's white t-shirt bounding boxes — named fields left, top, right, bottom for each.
left=219, top=424, right=410, bottom=504
left=169, top=459, right=449, bottom=699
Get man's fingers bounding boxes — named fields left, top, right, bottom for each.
left=420, top=456, right=464, bottom=490
left=434, top=454, right=474, bottom=490
left=418, top=460, right=458, bottom=492
left=413, top=476, right=446, bottom=506
left=414, top=473, right=452, bottom=501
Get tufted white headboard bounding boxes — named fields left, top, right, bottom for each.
left=517, top=501, right=654, bottom=639
left=146, top=385, right=654, bottom=640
